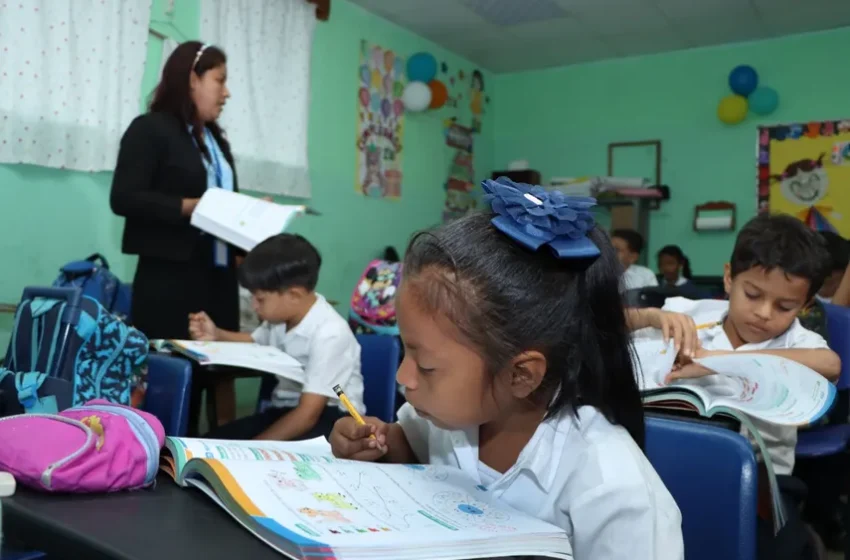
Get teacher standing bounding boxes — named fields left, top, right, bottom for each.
left=111, top=41, right=240, bottom=341
left=110, top=41, right=240, bottom=430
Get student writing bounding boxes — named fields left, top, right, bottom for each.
left=189, top=234, right=364, bottom=441
left=330, top=179, right=684, bottom=560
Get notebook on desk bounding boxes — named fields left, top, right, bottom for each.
left=160, top=437, right=571, bottom=560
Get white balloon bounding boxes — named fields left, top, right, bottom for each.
left=402, top=81, right=432, bottom=112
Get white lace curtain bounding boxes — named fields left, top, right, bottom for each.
left=0, top=1, right=151, bottom=171
left=201, top=0, right=316, bottom=198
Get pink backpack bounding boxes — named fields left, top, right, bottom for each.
left=0, top=399, right=164, bottom=492
left=349, top=259, right=402, bottom=335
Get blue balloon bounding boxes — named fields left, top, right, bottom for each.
left=370, top=92, right=381, bottom=111
left=728, top=65, right=759, bottom=96
left=407, top=52, right=437, bottom=83
left=749, top=87, right=779, bottom=116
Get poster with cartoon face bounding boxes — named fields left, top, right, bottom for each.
left=759, top=120, right=850, bottom=234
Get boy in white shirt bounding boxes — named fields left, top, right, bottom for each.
left=611, top=229, right=659, bottom=291
left=649, top=214, right=839, bottom=473
left=637, top=214, right=840, bottom=557
left=189, top=233, right=364, bottom=441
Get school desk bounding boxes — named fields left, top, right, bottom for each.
left=2, top=473, right=278, bottom=560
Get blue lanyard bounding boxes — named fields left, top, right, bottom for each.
left=191, top=128, right=224, bottom=187
left=204, top=129, right=224, bottom=187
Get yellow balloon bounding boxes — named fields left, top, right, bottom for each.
left=371, top=69, right=381, bottom=90
left=717, top=94, right=748, bottom=125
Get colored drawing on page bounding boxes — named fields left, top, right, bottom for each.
left=294, top=462, right=322, bottom=481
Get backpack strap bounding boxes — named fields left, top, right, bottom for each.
left=7, top=299, right=67, bottom=378
left=14, top=371, right=57, bottom=414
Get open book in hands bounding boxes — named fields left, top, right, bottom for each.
left=191, top=189, right=306, bottom=251
left=633, top=338, right=835, bottom=426
left=153, top=339, right=304, bottom=382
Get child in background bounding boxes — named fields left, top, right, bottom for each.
left=815, top=231, right=848, bottom=302
left=331, top=180, right=684, bottom=559
left=611, top=229, right=659, bottom=291
left=662, top=214, right=838, bottom=472
left=189, top=233, right=364, bottom=441
left=657, top=245, right=693, bottom=288
left=795, top=231, right=846, bottom=342
left=642, top=214, right=839, bottom=558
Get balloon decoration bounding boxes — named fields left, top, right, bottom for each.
left=428, top=80, right=448, bottom=109
left=402, top=81, right=431, bottom=112
left=728, top=65, right=758, bottom=97
left=407, top=52, right=437, bottom=83
left=749, top=87, right=779, bottom=116
left=716, top=64, right=780, bottom=125
left=717, top=95, right=748, bottom=125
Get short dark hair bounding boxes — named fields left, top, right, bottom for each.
left=819, top=231, right=849, bottom=273
left=239, top=234, right=322, bottom=292
left=730, top=214, right=830, bottom=298
left=404, top=212, right=645, bottom=448
left=612, top=229, right=644, bottom=254
left=657, top=245, right=693, bottom=279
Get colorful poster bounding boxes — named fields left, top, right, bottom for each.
left=355, top=41, right=405, bottom=199
left=442, top=122, right=476, bottom=223
left=759, top=120, right=850, bottom=234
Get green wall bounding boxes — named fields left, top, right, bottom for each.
left=0, top=0, right=494, bottom=353
left=493, top=27, right=850, bottom=276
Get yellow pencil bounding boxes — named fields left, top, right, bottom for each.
left=333, top=384, right=375, bottom=439
left=696, top=321, right=722, bottom=330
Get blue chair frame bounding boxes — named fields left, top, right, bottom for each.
left=645, top=414, right=758, bottom=560
left=356, top=334, right=401, bottom=423
left=141, top=353, right=192, bottom=437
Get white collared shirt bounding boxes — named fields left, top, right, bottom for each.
left=661, top=297, right=829, bottom=475
left=252, top=294, right=365, bottom=414
left=397, top=403, right=684, bottom=560
left=623, top=265, right=659, bottom=292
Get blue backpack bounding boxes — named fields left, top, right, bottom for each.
left=53, top=253, right=132, bottom=321
left=0, top=287, right=148, bottom=416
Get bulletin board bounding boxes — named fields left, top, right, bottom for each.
left=758, top=120, right=850, bottom=234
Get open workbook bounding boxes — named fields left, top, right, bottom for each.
left=633, top=338, right=836, bottom=532
left=153, top=340, right=304, bottom=381
left=191, top=189, right=307, bottom=251
left=633, top=338, right=836, bottom=426
left=160, top=437, right=571, bottom=560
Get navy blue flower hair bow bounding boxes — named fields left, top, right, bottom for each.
left=481, top=177, right=600, bottom=258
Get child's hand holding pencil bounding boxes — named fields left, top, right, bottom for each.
left=331, top=384, right=390, bottom=461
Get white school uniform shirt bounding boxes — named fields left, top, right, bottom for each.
left=251, top=294, right=365, bottom=414
left=397, top=403, right=684, bottom=560
left=661, top=297, right=830, bottom=475
left=622, top=264, right=659, bottom=291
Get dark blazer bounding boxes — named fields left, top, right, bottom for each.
left=110, top=112, right=240, bottom=262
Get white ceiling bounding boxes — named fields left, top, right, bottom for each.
left=349, top=0, right=850, bottom=73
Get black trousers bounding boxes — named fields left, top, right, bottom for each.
left=205, top=406, right=344, bottom=441
left=131, top=236, right=240, bottom=436
left=131, top=236, right=239, bottom=340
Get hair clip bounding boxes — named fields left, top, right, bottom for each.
left=481, top=177, right=600, bottom=259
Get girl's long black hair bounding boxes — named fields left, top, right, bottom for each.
left=404, top=213, right=645, bottom=447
